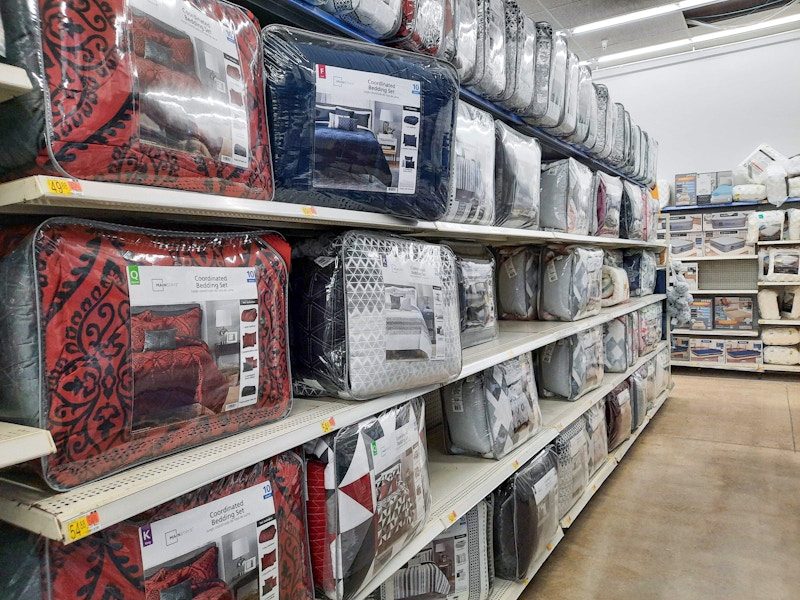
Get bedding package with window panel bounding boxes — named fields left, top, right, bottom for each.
left=543, top=50, right=579, bottom=139
left=608, top=103, right=628, bottom=168
left=759, top=247, right=800, bottom=282
left=307, top=0, right=403, bottom=39
left=524, top=25, right=567, bottom=127
left=746, top=211, right=785, bottom=244
left=540, top=158, right=593, bottom=235
left=605, top=381, right=632, bottom=452
left=554, top=418, right=590, bottom=518
left=289, top=231, right=461, bottom=400
left=538, top=246, right=603, bottom=322
left=498, top=7, right=536, bottom=113
left=469, top=0, right=506, bottom=99
left=593, top=171, right=624, bottom=238
left=444, top=100, right=495, bottom=225
left=262, top=26, right=458, bottom=221
left=306, top=398, right=430, bottom=600
left=622, top=249, right=657, bottom=297
left=604, top=314, right=635, bottom=373
left=0, top=0, right=272, bottom=198
left=496, top=245, right=540, bottom=320
left=377, top=499, right=494, bottom=600
left=538, top=326, right=604, bottom=401
left=601, top=265, right=630, bottom=308
left=442, top=352, right=542, bottom=459
left=452, top=245, right=499, bottom=348
left=640, top=303, right=663, bottom=355
left=492, top=447, right=559, bottom=582
left=390, top=0, right=456, bottom=59
left=0, top=218, right=291, bottom=490
left=0, top=451, right=313, bottom=600
left=453, top=0, right=478, bottom=82
left=494, top=121, right=541, bottom=228
left=584, top=399, right=608, bottom=477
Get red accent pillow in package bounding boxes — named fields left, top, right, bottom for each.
left=0, top=0, right=272, bottom=199
left=0, top=452, right=314, bottom=600
left=0, top=218, right=291, bottom=490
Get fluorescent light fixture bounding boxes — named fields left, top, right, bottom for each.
left=595, top=39, right=691, bottom=63
left=571, top=0, right=728, bottom=35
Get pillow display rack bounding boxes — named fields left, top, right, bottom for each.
left=452, top=245, right=500, bottom=349
left=306, top=397, right=431, bottom=600
left=263, top=25, right=459, bottom=221
left=623, top=249, right=657, bottom=297
left=492, top=447, right=559, bottom=582
left=538, top=326, right=604, bottom=401
left=494, top=121, right=542, bottom=228
left=553, top=418, right=590, bottom=519
left=290, top=231, right=461, bottom=400
left=442, top=352, right=543, bottom=459
left=0, top=218, right=291, bottom=490
left=539, top=158, right=593, bottom=235
left=496, top=245, right=540, bottom=320
left=0, top=0, right=272, bottom=199
left=378, top=498, right=495, bottom=600
left=0, top=451, right=314, bottom=600
left=539, top=246, right=603, bottom=322
left=584, top=399, right=609, bottom=477
left=606, top=381, right=632, bottom=452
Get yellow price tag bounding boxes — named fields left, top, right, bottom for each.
left=321, top=417, right=336, bottom=434
left=592, top=485, right=597, bottom=492
left=301, top=206, right=317, bottom=216
left=66, top=511, right=100, bottom=542
left=546, top=542, right=554, bottom=551
left=46, top=178, right=82, bottom=196
left=512, top=460, right=519, bottom=470
left=566, top=517, right=572, bottom=525
left=448, top=511, right=457, bottom=523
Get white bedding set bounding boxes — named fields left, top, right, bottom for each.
left=746, top=211, right=784, bottom=245
left=788, top=209, right=800, bottom=240
left=759, top=247, right=800, bottom=281
left=601, top=265, right=630, bottom=307
left=758, top=289, right=781, bottom=320
left=761, top=326, right=800, bottom=346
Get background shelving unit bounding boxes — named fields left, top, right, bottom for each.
left=0, top=423, right=56, bottom=470
left=0, top=63, right=33, bottom=103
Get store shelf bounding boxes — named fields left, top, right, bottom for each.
left=647, top=386, right=672, bottom=419
left=672, top=361, right=762, bottom=372
left=763, top=364, right=800, bottom=373
left=560, top=457, right=616, bottom=529
left=0, top=423, right=56, bottom=469
left=758, top=281, right=800, bottom=286
left=756, top=239, right=800, bottom=246
left=662, top=198, right=800, bottom=213
left=671, top=328, right=758, bottom=337
left=0, top=64, right=33, bottom=103
left=759, top=319, right=800, bottom=326
left=694, top=289, right=758, bottom=294
left=679, top=255, right=758, bottom=261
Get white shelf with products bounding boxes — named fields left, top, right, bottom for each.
left=759, top=319, right=800, bottom=326
left=671, top=328, right=759, bottom=337
left=756, top=239, right=800, bottom=246
left=488, top=529, right=566, bottom=600
left=693, top=289, right=757, bottom=294
left=758, top=281, right=800, bottom=286
left=0, top=64, right=33, bottom=103
left=560, top=457, right=616, bottom=529
left=683, top=255, right=758, bottom=261
left=0, top=423, right=56, bottom=469
left=672, top=361, right=762, bottom=372
left=763, top=364, right=800, bottom=373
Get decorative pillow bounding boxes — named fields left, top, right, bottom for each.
left=403, top=134, right=418, bottom=147
left=334, top=107, right=354, bottom=117
left=131, top=307, right=202, bottom=352
left=758, top=289, right=781, bottom=320
left=158, top=581, right=192, bottom=600
left=242, top=332, right=257, bottom=347
left=146, top=546, right=219, bottom=595
left=403, top=115, right=419, bottom=125
left=329, top=114, right=357, bottom=131
left=241, top=308, right=257, bottom=322
left=352, top=111, right=371, bottom=129
left=143, top=328, right=178, bottom=352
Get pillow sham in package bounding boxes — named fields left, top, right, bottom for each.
left=0, top=452, right=314, bottom=600
left=0, top=218, right=291, bottom=490
left=469, top=0, right=506, bottom=99
left=604, top=315, right=633, bottom=373
left=378, top=499, right=494, bottom=600
left=0, top=0, right=273, bottom=199
left=543, top=50, right=580, bottom=138
left=494, top=121, right=541, bottom=228
left=493, top=447, right=559, bottom=582
left=584, top=399, right=609, bottom=477
left=453, top=0, right=478, bottom=82
left=601, top=265, right=630, bottom=308
left=746, top=211, right=785, bottom=244
left=629, top=368, right=647, bottom=430
left=589, top=84, right=614, bottom=160
left=307, top=398, right=430, bottom=600
left=605, top=381, right=632, bottom=451
left=445, top=100, right=496, bottom=224
left=499, top=10, right=536, bottom=113
left=620, top=181, right=645, bottom=240
left=289, top=231, right=461, bottom=400
left=312, top=0, right=402, bottom=38
left=554, top=419, right=590, bottom=518
left=623, top=249, right=657, bottom=297
left=764, top=346, right=800, bottom=365
left=539, top=246, right=603, bottom=322
left=540, top=158, right=593, bottom=235
left=567, top=66, right=598, bottom=150
left=761, top=326, right=800, bottom=346
left=538, top=325, right=604, bottom=401
left=593, top=171, right=624, bottom=237
left=443, top=352, right=543, bottom=459
left=639, top=303, right=663, bottom=355
left=391, top=0, right=456, bottom=60
left=453, top=245, right=499, bottom=348
left=759, top=247, right=800, bottom=282
left=496, top=246, right=540, bottom=320
left=263, top=26, right=459, bottom=221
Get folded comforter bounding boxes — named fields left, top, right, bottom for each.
left=593, top=171, right=624, bottom=238
left=539, top=246, right=603, bottom=322
left=540, top=158, right=593, bottom=235
left=606, top=381, right=632, bottom=451
left=496, top=246, right=540, bottom=320
left=498, top=9, right=536, bottom=113
left=623, top=249, right=657, bottom=297
left=584, top=399, right=608, bottom=477
left=494, top=121, right=541, bottom=228
left=469, top=0, right=506, bottom=99
left=620, top=181, right=645, bottom=240
left=453, top=246, right=499, bottom=348
left=554, top=419, right=590, bottom=518
left=538, top=326, right=604, bottom=401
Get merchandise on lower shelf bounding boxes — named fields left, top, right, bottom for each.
left=601, top=265, right=631, bottom=307
left=622, top=249, right=657, bottom=297
left=620, top=181, right=645, bottom=240
left=593, top=171, right=624, bottom=238
left=681, top=262, right=700, bottom=291
left=762, top=326, right=800, bottom=346
left=629, top=367, right=647, bottom=431
left=639, top=303, right=664, bottom=355
left=584, top=399, right=609, bottom=477
left=539, top=158, right=593, bottom=235
left=496, top=245, right=540, bottom=320
left=689, top=338, right=726, bottom=363
left=538, top=326, right=604, bottom=401
left=703, top=229, right=752, bottom=256
left=689, top=296, right=714, bottom=331
left=714, top=296, right=755, bottom=330
left=494, top=120, right=542, bottom=228
left=671, top=336, right=690, bottom=360
left=605, top=381, right=632, bottom=451
left=452, top=245, right=499, bottom=349
left=603, top=314, right=636, bottom=373
left=724, top=339, right=763, bottom=365
left=763, top=345, right=800, bottom=365
left=554, top=419, right=590, bottom=519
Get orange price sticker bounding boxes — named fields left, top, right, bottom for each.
left=66, top=511, right=100, bottom=542
left=301, top=206, right=317, bottom=217
left=546, top=542, right=554, bottom=551
left=448, top=511, right=457, bottom=523
left=512, top=460, right=519, bottom=470
left=321, top=417, right=336, bottom=434
left=592, top=485, right=597, bottom=492
left=46, top=178, right=83, bottom=196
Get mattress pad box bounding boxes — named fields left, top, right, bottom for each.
left=714, top=296, right=755, bottom=330
left=689, top=339, right=726, bottom=363
left=725, top=340, right=763, bottom=365
left=0, top=0, right=272, bottom=198
left=703, top=229, right=753, bottom=257
left=689, top=296, right=714, bottom=331
left=0, top=451, right=314, bottom=600
left=0, top=218, right=291, bottom=490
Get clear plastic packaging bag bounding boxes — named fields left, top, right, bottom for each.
left=499, top=11, right=536, bottom=113
left=494, top=121, right=541, bottom=228
left=608, top=103, right=628, bottom=167
left=263, top=25, right=459, bottom=221
left=313, top=0, right=403, bottom=38
left=543, top=50, right=579, bottom=138
left=496, top=245, right=541, bottom=320
left=453, top=0, right=478, bottom=81
left=639, top=303, right=664, bottom=354
left=655, top=346, right=671, bottom=395
left=584, top=399, right=608, bottom=477
left=620, top=181, right=645, bottom=240
left=538, top=325, right=604, bottom=400
left=391, top=0, right=456, bottom=60
left=539, top=246, right=603, bottom=322
left=590, top=84, right=614, bottom=160
left=623, top=249, right=657, bottom=297
left=629, top=368, right=647, bottom=430
left=604, top=315, right=632, bottom=373
left=758, top=247, right=800, bottom=282
left=452, top=244, right=499, bottom=348
left=601, top=265, right=630, bottom=308
left=604, top=248, right=624, bottom=268
left=540, top=158, right=593, bottom=235
left=567, top=66, right=597, bottom=149
left=593, top=171, right=624, bottom=237
left=606, top=381, right=632, bottom=451
left=525, top=26, right=567, bottom=127
left=554, top=418, right=590, bottom=518
left=746, top=210, right=785, bottom=244
left=470, top=0, right=507, bottom=98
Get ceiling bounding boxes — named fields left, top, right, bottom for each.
left=516, top=0, right=800, bottom=66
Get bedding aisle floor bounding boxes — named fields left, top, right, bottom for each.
left=522, top=370, right=800, bottom=600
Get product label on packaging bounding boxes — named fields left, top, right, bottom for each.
left=771, top=250, right=800, bottom=275
left=381, top=253, right=445, bottom=361
left=504, top=257, right=518, bottom=279
left=130, top=0, right=250, bottom=168
left=139, top=481, right=279, bottom=600
left=569, top=429, right=589, bottom=458
left=533, top=467, right=558, bottom=504
left=127, top=265, right=260, bottom=430
left=450, top=386, right=464, bottom=412
left=313, top=64, right=420, bottom=194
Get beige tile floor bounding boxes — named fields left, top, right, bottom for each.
left=521, top=370, right=800, bottom=600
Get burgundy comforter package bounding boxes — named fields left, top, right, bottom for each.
left=0, top=218, right=292, bottom=490
left=0, top=0, right=272, bottom=199
left=0, top=452, right=314, bottom=600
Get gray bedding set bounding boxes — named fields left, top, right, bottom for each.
left=494, top=121, right=541, bottom=228
left=538, top=325, right=604, bottom=401
left=554, top=418, right=590, bottom=519
left=539, top=246, right=603, bottom=322
left=453, top=246, right=499, bottom=349
left=540, top=158, right=593, bottom=235
left=496, top=246, right=540, bottom=320
left=584, top=400, right=608, bottom=477
left=604, top=315, right=632, bottom=373
left=629, top=368, right=647, bottom=431
left=622, top=249, right=657, bottom=297
left=640, top=303, right=663, bottom=355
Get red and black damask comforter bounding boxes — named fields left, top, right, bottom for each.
left=0, top=218, right=291, bottom=490
left=0, top=452, right=314, bottom=600
left=0, top=0, right=272, bottom=199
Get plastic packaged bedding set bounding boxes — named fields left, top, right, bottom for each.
left=498, top=7, right=536, bottom=113
left=605, top=381, right=632, bottom=451
left=0, top=218, right=291, bottom=490
left=445, top=100, right=496, bottom=225
left=538, top=326, right=604, bottom=401
left=604, top=314, right=635, bottom=373
left=443, top=352, right=542, bottom=459
left=0, top=0, right=273, bottom=198
left=307, top=397, right=431, bottom=600
left=543, top=50, right=579, bottom=138
left=453, top=0, right=479, bottom=81
left=639, top=303, right=663, bottom=355
left=583, top=399, right=608, bottom=477
left=470, top=0, right=507, bottom=99
left=589, top=84, right=614, bottom=160
left=311, top=0, right=403, bottom=39
left=746, top=211, right=784, bottom=244
left=290, top=231, right=461, bottom=400
left=759, top=247, right=800, bottom=282
left=554, top=418, right=590, bottom=518
left=629, top=368, right=647, bottom=431
left=391, top=0, right=456, bottom=60
left=604, top=248, right=624, bottom=269
left=492, top=447, right=559, bottom=582
left=539, top=158, right=593, bottom=235
left=593, top=171, right=624, bottom=237
left=378, top=499, right=494, bottom=600
left=0, top=451, right=314, bottom=600
left=623, top=249, right=657, bottom=297
left=567, top=66, right=598, bottom=149
left=496, top=245, right=540, bottom=320
left=494, top=121, right=542, bottom=228
left=526, top=26, right=567, bottom=128
left=262, top=26, right=459, bottom=221
left=538, top=246, right=603, bottom=322
left=620, top=181, right=645, bottom=240
left=452, top=244, right=499, bottom=348
left=601, top=265, right=630, bottom=307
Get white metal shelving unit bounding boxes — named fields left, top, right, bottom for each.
left=759, top=319, right=800, bottom=326
left=0, top=64, right=33, bottom=104
left=671, top=328, right=759, bottom=337
left=672, top=360, right=761, bottom=372
left=0, top=423, right=56, bottom=469
left=758, top=281, right=800, bottom=286
left=688, top=255, right=758, bottom=261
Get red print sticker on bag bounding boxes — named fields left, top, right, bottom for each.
left=318, top=64, right=327, bottom=79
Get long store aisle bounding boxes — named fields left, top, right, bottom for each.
left=523, top=371, right=800, bottom=600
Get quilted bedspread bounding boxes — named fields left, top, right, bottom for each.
left=0, top=218, right=291, bottom=490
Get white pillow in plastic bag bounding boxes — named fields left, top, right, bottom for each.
left=733, top=165, right=755, bottom=186
left=788, top=209, right=800, bottom=240
left=733, top=184, right=766, bottom=201
left=762, top=326, right=800, bottom=346
left=766, top=162, right=790, bottom=207
left=656, top=179, right=671, bottom=208
left=601, top=265, right=630, bottom=307
left=764, top=345, right=800, bottom=365
left=746, top=211, right=784, bottom=245
left=758, top=289, right=780, bottom=320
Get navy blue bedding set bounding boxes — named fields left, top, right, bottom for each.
left=263, top=26, right=459, bottom=221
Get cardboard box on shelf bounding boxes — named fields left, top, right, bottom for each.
left=657, top=230, right=666, bottom=241
left=713, top=171, right=734, bottom=203
left=682, top=262, right=699, bottom=291
left=696, top=172, right=718, bottom=205
left=671, top=336, right=690, bottom=360
left=669, top=214, right=703, bottom=232
left=714, top=296, right=755, bottom=330
left=671, top=232, right=704, bottom=257
left=703, top=211, right=750, bottom=231
left=674, top=173, right=697, bottom=206
left=689, top=296, right=714, bottom=331
left=725, top=339, right=763, bottom=365
left=703, top=229, right=754, bottom=256
left=689, top=338, right=726, bottom=363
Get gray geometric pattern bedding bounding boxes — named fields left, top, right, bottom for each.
left=494, top=121, right=541, bottom=229
left=603, top=316, right=629, bottom=373
left=639, top=303, right=663, bottom=355
left=538, top=325, right=604, bottom=400
left=539, top=246, right=603, bottom=322
left=583, top=400, right=608, bottom=477
left=455, top=250, right=499, bottom=349
left=554, top=419, right=590, bottom=518
left=497, top=246, right=540, bottom=320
